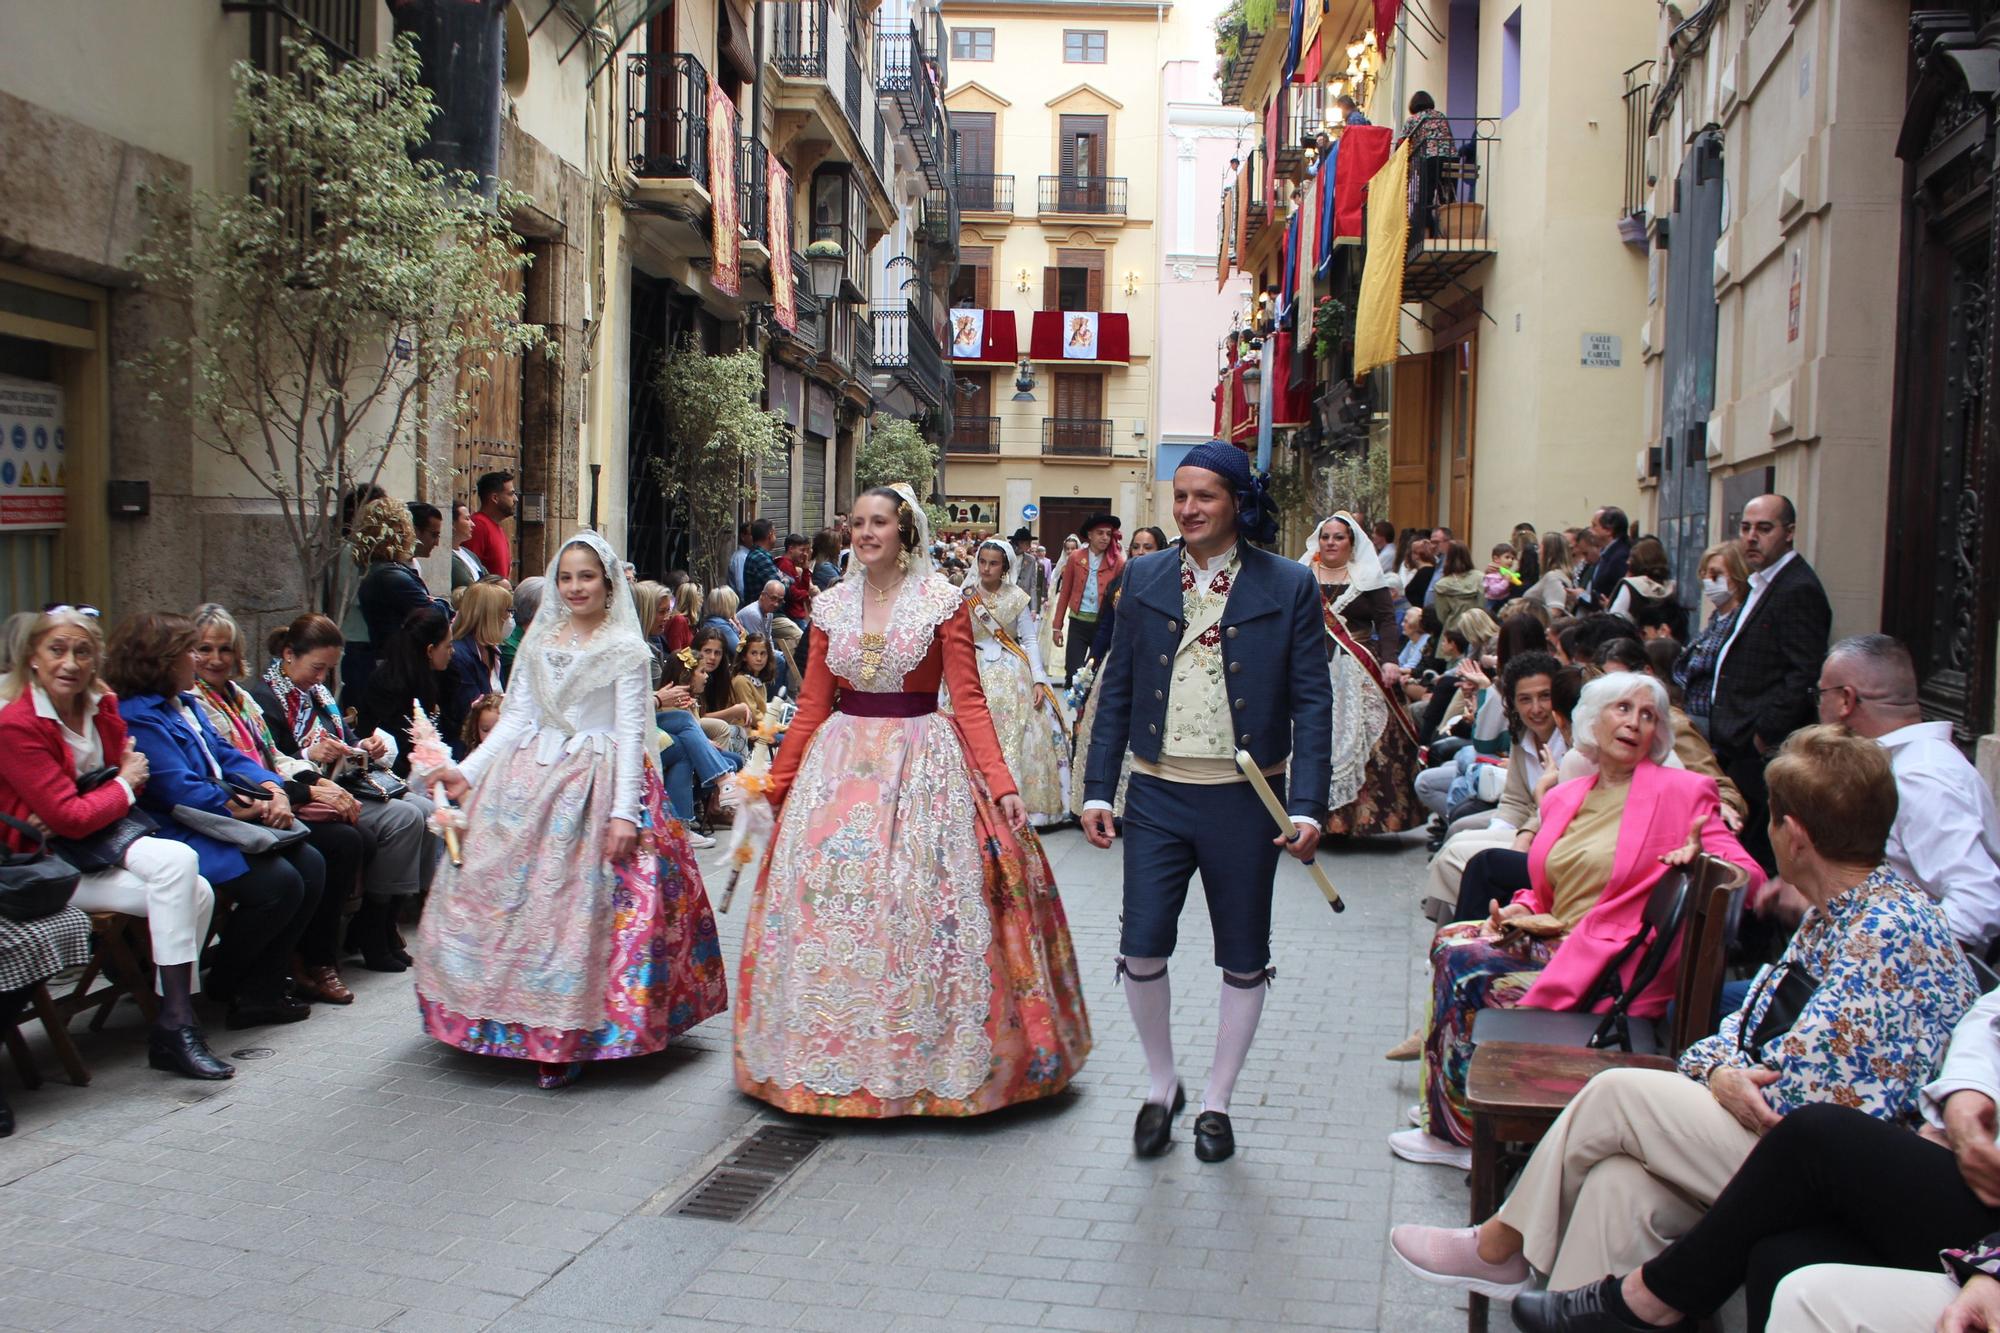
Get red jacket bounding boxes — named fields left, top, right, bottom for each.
left=1052, top=544, right=1123, bottom=626
left=0, top=689, right=134, bottom=851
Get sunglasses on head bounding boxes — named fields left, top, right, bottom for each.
left=43, top=604, right=100, bottom=618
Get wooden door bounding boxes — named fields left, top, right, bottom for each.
left=454, top=253, right=526, bottom=558
left=1058, top=114, right=1107, bottom=211
left=644, top=6, right=682, bottom=170
left=1039, top=496, right=1110, bottom=554
left=954, top=111, right=996, bottom=208
left=958, top=369, right=996, bottom=451
left=1435, top=333, right=1476, bottom=537
left=1389, top=353, right=1434, bottom=530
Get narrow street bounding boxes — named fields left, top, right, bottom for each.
left=0, top=830, right=1479, bottom=1332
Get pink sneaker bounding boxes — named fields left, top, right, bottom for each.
left=1389, top=1224, right=1532, bottom=1299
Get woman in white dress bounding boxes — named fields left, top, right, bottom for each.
left=423, top=532, right=727, bottom=1089
left=953, top=538, right=1070, bottom=826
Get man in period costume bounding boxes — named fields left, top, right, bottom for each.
left=1011, top=525, right=1049, bottom=615
left=1081, top=441, right=1334, bottom=1162
left=1052, top=513, right=1123, bottom=684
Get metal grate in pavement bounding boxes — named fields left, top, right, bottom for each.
left=668, top=1124, right=830, bottom=1221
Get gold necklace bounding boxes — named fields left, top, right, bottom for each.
left=865, top=575, right=905, bottom=605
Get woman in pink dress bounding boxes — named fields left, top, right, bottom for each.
left=423, top=532, right=727, bottom=1089
left=734, top=484, right=1090, bottom=1117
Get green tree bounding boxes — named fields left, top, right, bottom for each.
left=650, top=340, right=786, bottom=587
left=853, top=415, right=939, bottom=495
left=128, top=36, right=547, bottom=618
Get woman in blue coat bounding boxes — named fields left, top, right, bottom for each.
left=107, top=612, right=326, bottom=1030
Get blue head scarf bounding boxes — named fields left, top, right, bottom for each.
left=1180, top=441, right=1280, bottom=545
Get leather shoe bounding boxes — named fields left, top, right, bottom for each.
left=225, top=997, right=311, bottom=1030
left=147, top=1024, right=235, bottom=1080
left=1511, top=1277, right=1691, bottom=1332
left=0, top=1088, right=13, bottom=1138
left=294, top=964, right=354, bottom=1005
left=1193, top=1109, right=1235, bottom=1162
left=1132, top=1081, right=1186, bottom=1158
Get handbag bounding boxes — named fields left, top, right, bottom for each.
left=337, top=768, right=408, bottom=803
left=51, top=765, right=160, bottom=874
left=171, top=804, right=312, bottom=855
left=1741, top=962, right=1819, bottom=1061
left=0, top=813, right=82, bottom=921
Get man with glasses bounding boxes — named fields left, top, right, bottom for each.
left=1707, top=494, right=1831, bottom=871
left=1815, top=634, right=2000, bottom=953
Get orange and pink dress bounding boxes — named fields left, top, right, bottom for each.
left=733, top=573, right=1091, bottom=1117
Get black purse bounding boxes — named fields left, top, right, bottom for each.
left=0, top=813, right=82, bottom=921
left=337, top=769, right=408, bottom=803
left=49, top=765, right=160, bottom=874
left=1740, top=962, right=1820, bottom=1061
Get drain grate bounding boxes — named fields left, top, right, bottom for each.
left=669, top=1124, right=830, bottom=1221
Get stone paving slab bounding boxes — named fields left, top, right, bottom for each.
left=0, top=825, right=1518, bottom=1331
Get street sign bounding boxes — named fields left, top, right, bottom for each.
left=1021, top=503, right=1040, bottom=521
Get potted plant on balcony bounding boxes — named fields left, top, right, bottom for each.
left=1311, top=295, right=1353, bottom=361
left=804, top=239, right=846, bottom=300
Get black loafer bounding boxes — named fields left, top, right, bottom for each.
left=148, top=1024, right=236, bottom=1080
left=1511, top=1278, right=1691, bottom=1332
left=1193, top=1109, right=1235, bottom=1162
left=1133, top=1081, right=1186, bottom=1157
left=225, top=998, right=312, bottom=1030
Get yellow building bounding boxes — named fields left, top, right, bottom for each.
left=937, top=0, right=1191, bottom=547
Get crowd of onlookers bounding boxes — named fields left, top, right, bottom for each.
left=1375, top=496, right=2000, bottom=1333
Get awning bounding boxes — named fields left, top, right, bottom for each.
left=946, top=308, right=1018, bottom=365
left=1027, top=311, right=1132, bottom=365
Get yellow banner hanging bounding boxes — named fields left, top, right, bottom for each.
left=1353, top=140, right=1410, bottom=378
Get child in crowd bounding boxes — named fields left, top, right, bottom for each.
left=1482, top=543, right=1521, bottom=612
left=458, top=692, right=504, bottom=755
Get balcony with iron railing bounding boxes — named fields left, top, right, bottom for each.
left=740, top=136, right=768, bottom=246
left=1038, top=175, right=1127, bottom=218
left=877, top=20, right=951, bottom=190
left=869, top=299, right=947, bottom=409
left=1621, top=61, right=1656, bottom=239
left=772, top=0, right=828, bottom=77
left=626, top=51, right=709, bottom=188
left=844, top=43, right=864, bottom=135
left=1041, top=417, right=1114, bottom=458
left=1280, top=83, right=1325, bottom=181
left=917, top=186, right=959, bottom=263
left=958, top=172, right=1013, bottom=216
left=787, top=252, right=828, bottom=356
left=948, top=415, right=1000, bottom=456
left=1402, top=117, right=1500, bottom=306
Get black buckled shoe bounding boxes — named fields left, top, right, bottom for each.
left=1133, top=1082, right=1186, bottom=1158
left=1511, top=1278, right=1691, bottom=1332
left=1193, top=1109, right=1235, bottom=1162
left=148, top=1024, right=236, bottom=1080
left=225, top=997, right=311, bottom=1030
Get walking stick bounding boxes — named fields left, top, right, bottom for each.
left=1234, top=750, right=1344, bottom=914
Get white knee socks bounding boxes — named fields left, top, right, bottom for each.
left=1119, top=957, right=1179, bottom=1106
left=1202, top=969, right=1271, bottom=1115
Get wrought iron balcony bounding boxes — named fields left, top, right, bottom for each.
left=959, top=172, right=1013, bottom=215
left=772, top=0, right=829, bottom=78
left=917, top=186, right=959, bottom=262
left=949, top=415, right=1000, bottom=455
left=1038, top=175, right=1127, bottom=217
left=740, top=136, right=768, bottom=244
left=626, top=51, right=709, bottom=186
left=1280, top=83, right=1325, bottom=180
left=870, top=299, right=947, bottom=409
left=1403, top=117, right=1500, bottom=306
left=854, top=308, right=875, bottom=376
left=843, top=44, right=864, bottom=138
left=787, top=252, right=827, bottom=356
left=878, top=21, right=951, bottom=190
left=1041, top=417, right=1114, bottom=457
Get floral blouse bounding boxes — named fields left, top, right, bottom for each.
left=1678, top=866, right=1977, bottom=1123
left=1673, top=603, right=1739, bottom=724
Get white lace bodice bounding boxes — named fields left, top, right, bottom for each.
left=816, top=574, right=963, bottom=691
left=457, top=643, right=648, bottom=823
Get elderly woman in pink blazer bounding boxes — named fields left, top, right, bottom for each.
left=1389, top=671, right=1764, bottom=1169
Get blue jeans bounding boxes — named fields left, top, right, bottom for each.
left=657, top=709, right=742, bottom=821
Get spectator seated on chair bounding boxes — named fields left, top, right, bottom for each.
left=0, top=608, right=230, bottom=1081
left=1387, top=672, right=1765, bottom=1170
left=0, top=906, right=96, bottom=1132
left=108, top=612, right=328, bottom=1033
left=1389, top=725, right=1977, bottom=1305
left=650, top=642, right=741, bottom=846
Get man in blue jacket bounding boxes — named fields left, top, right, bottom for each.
left=1082, top=441, right=1333, bottom=1163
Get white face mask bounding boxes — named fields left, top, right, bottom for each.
left=1702, top=576, right=1730, bottom=608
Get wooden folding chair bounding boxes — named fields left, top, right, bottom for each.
left=57, top=911, right=160, bottom=1033
left=3, top=981, right=91, bottom=1089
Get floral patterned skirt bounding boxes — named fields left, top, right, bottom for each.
left=950, top=652, right=1069, bottom=825
left=1420, top=921, right=1554, bottom=1145
left=416, top=743, right=728, bottom=1063
left=735, top=711, right=1091, bottom=1117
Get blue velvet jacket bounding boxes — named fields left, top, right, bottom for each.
left=118, top=691, right=284, bottom=883
left=1083, top=543, right=1333, bottom=821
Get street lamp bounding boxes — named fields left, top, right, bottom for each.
left=1012, top=356, right=1037, bottom=402
left=804, top=240, right=845, bottom=300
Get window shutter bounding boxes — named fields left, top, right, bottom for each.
left=1059, top=130, right=1077, bottom=179
left=1043, top=266, right=1060, bottom=311
left=1081, top=374, right=1104, bottom=417
left=1086, top=267, right=1104, bottom=311
left=974, top=262, right=991, bottom=308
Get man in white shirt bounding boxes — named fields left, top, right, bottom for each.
left=1817, top=633, right=2000, bottom=952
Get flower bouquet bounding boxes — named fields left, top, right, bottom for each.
left=406, top=700, right=464, bottom=867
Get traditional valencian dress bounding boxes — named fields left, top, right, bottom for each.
left=735, top=566, right=1091, bottom=1116
left=953, top=574, right=1070, bottom=827
left=416, top=533, right=728, bottom=1065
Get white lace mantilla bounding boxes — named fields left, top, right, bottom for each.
left=817, top=574, right=963, bottom=690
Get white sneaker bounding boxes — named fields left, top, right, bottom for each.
left=1387, top=1127, right=1473, bottom=1170
left=686, top=832, right=717, bottom=850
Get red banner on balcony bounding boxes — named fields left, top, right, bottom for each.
left=946, top=309, right=1017, bottom=365
left=708, top=85, right=740, bottom=297
left=769, top=153, right=795, bottom=332
left=1027, top=311, right=1130, bottom=365
left=1335, top=124, right=1392, bottom=240
left=1271, top=329, right=1312, bottom=428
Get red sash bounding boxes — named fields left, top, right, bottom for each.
left=1322, top=604, right=1421, bottom=749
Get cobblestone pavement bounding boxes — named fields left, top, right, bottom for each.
left=0, top=826, right=1489, bottom=1332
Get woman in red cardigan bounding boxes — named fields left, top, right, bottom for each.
left=0, top=608, right=231, bottom=1079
